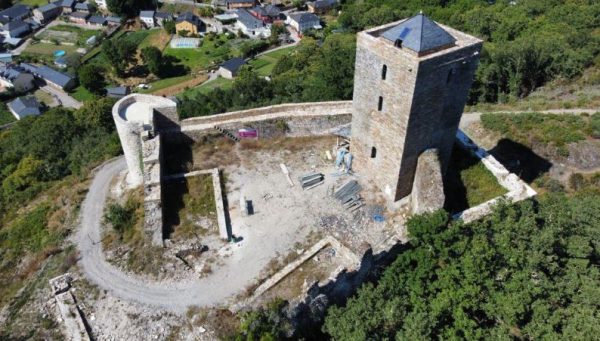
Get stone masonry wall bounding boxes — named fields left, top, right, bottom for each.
left=351, top=20, right=482, bottom=202
left=142, top=133, right=164, bottom=246
left=411, top=149, right=445, bottom=215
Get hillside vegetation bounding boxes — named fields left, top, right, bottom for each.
left=179, top=0, right=599, bottom=118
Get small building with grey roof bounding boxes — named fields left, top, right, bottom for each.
left=8, top=96, right=41, bottom=120
left=219, top=57, right=246, bottom=79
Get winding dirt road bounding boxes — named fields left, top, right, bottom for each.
left=76, top=158, right=239, bottom=313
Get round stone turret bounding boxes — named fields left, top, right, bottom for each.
left=112, top=94, right=177, bottom=187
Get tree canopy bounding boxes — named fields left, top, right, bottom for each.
left=106, top=0, right=155, bottom=17
left=178, top=34, right=356, bottom=118
left=324, top=192, right=600, bottom=339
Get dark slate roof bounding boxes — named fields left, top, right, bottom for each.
left=381, top=14, right=456, bottom=54
left=53, top=0, right=75, bottom=8
left=309, top=0, right=337, bottom=10
left=2, top=20, right=29, bottom=32
left=176, top=11, right=200, bottom=25
left=9, top=96, right=40, bottom=116
left=88, top=15, right=106, bottom=24
left=74, top=2, right=91, bottom=11
left=106, top=86, right=129, bottom=96
left=0, top=4, right=30, bottom=20
left=0, top=64, right=27, bottom=80
left=139, top=10, right=155, bottom=18
left=220, top=57, right=245, bottom=72
left=236, top=9, right=263, bottom=28
left=106, top=16, right=122, bottom=23
left=155, top=11, right=172, bottom=19
left=288, top=12, right=319, bottom=24
left=19, top=62, right=37, bottom=73
left=250, top=5, right=280, bottom=17
left=37, top=3, right=59, bottom=13
left=35, top=65, right=74, bottom=88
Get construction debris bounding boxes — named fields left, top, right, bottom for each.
left=334, top=180, right=364, bottom=211
left=299, top=172, right=325, bottom=190
left=280, top=163, right=294, bottom=187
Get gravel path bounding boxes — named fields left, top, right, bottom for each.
left=76, top=157, right=242, bottom=313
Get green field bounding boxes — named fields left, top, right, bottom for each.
left=17, top=0, right=47, bottom=6
left=179, top=76, right=233, bottom=98
left=44, top=25, right=100, bottom=46
left=444, top=146, right=507, bottom=213
left=249, top=46, right=295, bottom=77
left=138, top=74, right=194, bottom=94
left=70, top=86, right=97, bottom=102
left=164, top=35, right=247, bottom=72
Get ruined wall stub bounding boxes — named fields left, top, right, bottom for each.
left=351, top=15, right=482, bottom=201
left=411, top=149, right=445, bottom=215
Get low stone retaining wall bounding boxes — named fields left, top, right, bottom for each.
left=232, top=236, right=360, bottom=312
left=164, top=169, right=230, bottom=240
left=453, top=130, right=537, bottom=223
left=172, top=101, right=353, bottom=141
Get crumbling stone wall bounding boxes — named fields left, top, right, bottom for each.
left=351, top=20, right=482, bottom=202
left=410, top=149, right=445, bottom=215
left=142, top=133, right=163, bottom=246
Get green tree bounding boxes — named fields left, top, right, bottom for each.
left=73, top=97, right=116, bottom=132
left=141, top=46, right=166, bottom=77
left=106, top=0, right=155, bottom=17
left=78, top=64, right=106, bottom=95
left=102, top=38, right=137, bottom=77
left=163, top=19, right=176, bottom=34
left=324, top=192, right=600, bottom=339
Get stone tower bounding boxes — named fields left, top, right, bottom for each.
left=351, top=14, right=483, bottom=201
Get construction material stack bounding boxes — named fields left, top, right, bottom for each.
left=334, top=180, right=364, bottom=211
left=299, top=172, right=324, bottom=190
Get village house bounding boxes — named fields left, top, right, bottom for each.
left=74, top=2, right=93, bottom=13
left=139, top=10, right=155, bottom=28
left=219, top=57, right=246, bottom=79
left=287, top=12, right=321, bottom=34
left=235, top=9, right=270, bottom=38
left=22, top=63, right=75, bottom=91
left=106, top=16, right=122, bottom=25
left=68, top=11, right=90, bottom=24
left=8, top=96, right=41, bottom=120
left=0, top=21, right=31, bottom=39
left=154, top=11, right=173, bottom=27
left=226, top=0, right=255, bottom=10
left=248, top=5, right=282, bottom=24
left=306, top=0, right=338, bottom=14
left=106, top=86, right=130, bottom=99
left=52, top=0, right=75, bottom=14
left=87, top=15, right=107, bottom=27
left=0, top=64, right=35, bottom=92
left=33, top=3, right=61, bottom=24
left=0, top=4, right=31, bottom=25
left=175, top=12, right=204, bottom=36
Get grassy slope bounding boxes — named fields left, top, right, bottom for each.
left=444, top=146, right=507, bottom=213
left=249, top=46, right=295, bottom=77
